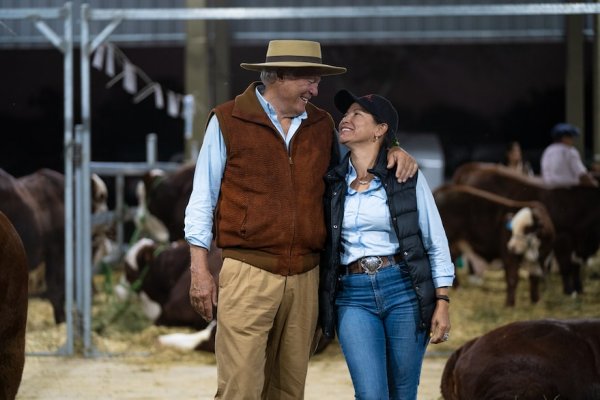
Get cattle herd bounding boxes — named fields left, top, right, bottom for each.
left=1, top=161, right=599, bottom=399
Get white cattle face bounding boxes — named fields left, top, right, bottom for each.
left=116, top=237, right=162, bottom=322
left=507, top=207, right=541, bottom=262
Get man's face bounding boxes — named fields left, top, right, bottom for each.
left=274, top=74, right=321, bottom=118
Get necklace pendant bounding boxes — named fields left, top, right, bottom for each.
left=358, top=179, right=369, bottom=185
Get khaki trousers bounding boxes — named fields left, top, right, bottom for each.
left=214, top=258, right=319, bottom=400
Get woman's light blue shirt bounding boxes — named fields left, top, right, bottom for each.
left=341, top=160, right=454, bottom=288
left=184, top=86, right=307, bottom=250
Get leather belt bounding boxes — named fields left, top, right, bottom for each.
left=341, top=254, right=403, bottom=275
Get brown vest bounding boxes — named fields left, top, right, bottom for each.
left=212, top=82, right=335, bottom=275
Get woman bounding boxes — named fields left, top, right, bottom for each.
left=319, top=90, right=455, bottom=400
left=503, top=140, right=534, bottom=176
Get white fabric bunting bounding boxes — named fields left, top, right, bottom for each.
left=92, top=44, right=105, bottom=71
left=123, top=61, right=137, bottom=94
left=91, top=41, right=190, bottom=120
left=154, top=84, right=164, bottom=110
left=105, top=43, right=115, bottom=77
left=167, top=91, right=181, bottom=118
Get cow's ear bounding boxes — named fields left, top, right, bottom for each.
left=504, top=213, right=514, bottom=231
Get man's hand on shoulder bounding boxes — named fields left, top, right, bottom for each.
left=387, top=147, right=418, bottom=183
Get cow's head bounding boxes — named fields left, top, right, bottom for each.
left=506, top=204, right=555, bottom=275
left=115, top=238, right=161, bottom=321
left=115, top=237, right=162, bottom=321
left=507, top=207, right=540, bottom=261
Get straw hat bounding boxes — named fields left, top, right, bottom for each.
left=240, top=40, right=347, bottom=76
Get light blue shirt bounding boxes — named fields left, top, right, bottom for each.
left=341, top=161, right=454, bottom=288
left=184, top=85, right=307, bottom=249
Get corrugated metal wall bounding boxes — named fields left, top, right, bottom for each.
left=228, top=0, right=571, bottom=44
left=0, top=0, right=593, bottom=48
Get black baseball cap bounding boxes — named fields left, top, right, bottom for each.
left=334, top=89, right=398, bottom=138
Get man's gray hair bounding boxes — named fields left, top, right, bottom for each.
left=260, top=70, right=278, bottom=85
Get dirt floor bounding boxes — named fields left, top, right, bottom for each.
left=17, top=255, right=600, bottom=400
left=17, top=349, right=447, bottom=399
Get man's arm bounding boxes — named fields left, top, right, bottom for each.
left=185, top=115, right=226, bottom=321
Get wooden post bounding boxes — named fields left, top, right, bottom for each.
left=565, top=9, right=585, bottom=156
left=184, top=0, right=209, bottom=161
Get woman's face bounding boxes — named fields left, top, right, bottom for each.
left=507, top=142, right=522, bottom=163
left=338, top=103, right=384, bottom=146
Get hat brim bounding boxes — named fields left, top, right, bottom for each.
left=334, top=89, right=398, bottom=137
left=240, top=62, right=346, bottom=76
left=334, top=89, right=362, bottom=114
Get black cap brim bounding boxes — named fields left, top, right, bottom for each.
left=334, top=89, right=361, bottom=114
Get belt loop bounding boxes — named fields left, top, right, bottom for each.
left=387, top=255, right=394, bottom=266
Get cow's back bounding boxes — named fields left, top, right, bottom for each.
left=434, top=184, right=528, bottom=260
left=441, top=319, right=600, bottom=399
left=452, top=162, right=546, bottom=200
left=0, top=168, right=44, bottom=271
left=0, top=211, right=29, bottom=400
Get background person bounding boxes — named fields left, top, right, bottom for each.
left=541, top=123, right=599, bottom=187
left=319, top=89, right=455, bottom=400
left=184, top=40, right=417, bottom=399
left=503, top=140, right=534, bottom=176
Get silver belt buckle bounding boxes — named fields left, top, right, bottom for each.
left=360, top=256, right=383, bottom=275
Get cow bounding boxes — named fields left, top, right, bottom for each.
left=0, top=211, right=29, bottom=400
left=433, top=184, right=555, bottom=306
left=134, top=163, right=195, bottom=242
left=115, top=238, right=222, bottom=352
left=0, top=168, right=111, bottom=324
left=453, top=162, right=600, bottom=296
left=441, top=319, right=600, bottom=400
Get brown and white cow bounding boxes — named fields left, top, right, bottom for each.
left=433, top=184, right=555, bottom=306
left=0, top=168, right=111, bottom=324
left=116, top=238, right=333, bottom=354
left=0, top=211, right=28, bottom=400
left=453, top=162, right=600, bottom=296
left=115, top=238, right=222, bottom=352
left=441, top=319, right=600, bottom=400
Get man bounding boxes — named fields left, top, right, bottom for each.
left=541, top=122, right=599, bottom=187
left=184, top=40, right=417, bottom=399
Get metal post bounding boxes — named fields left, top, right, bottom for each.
left=74, top=125, right=84, bottom=347
left=62, top=2, right=75, bottom=356
left=80, top=3, right=96, bottom=356
left=115, top=174, right=125, bottom=251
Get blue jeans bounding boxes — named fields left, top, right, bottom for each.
left=335, top=262, right=429, bottom=400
